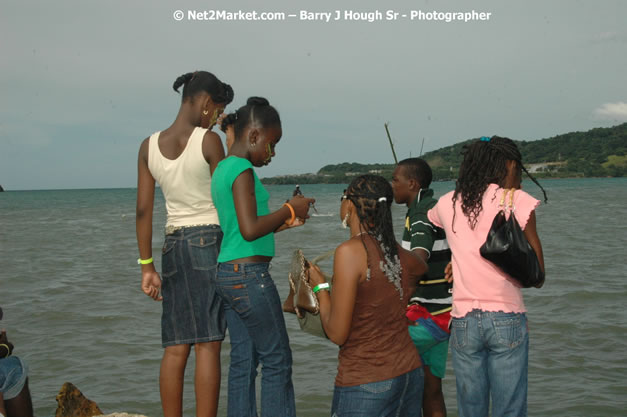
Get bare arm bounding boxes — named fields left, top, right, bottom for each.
left=407, top=248, right=428, bottom=295
left=202, top=130, right=225, bottom=176
left=136, top=139, right=161, bottom=301
left=232, top=170, right=314, bottom=241
left=0, top=391, right=6, bottom=417
left=523, top=211, right=545, bottom=287
left=309, top=241, right=362, bottom=345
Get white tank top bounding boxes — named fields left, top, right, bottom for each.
left=147, top=127, right=220, bottom=227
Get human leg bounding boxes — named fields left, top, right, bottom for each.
left=423, top=366, right=446, bottom=417
left=217, top=263, right=295, bottom=417
left=409, top=323, right=449, bottom=417
left=450, top=311, right=489, bottom=417
left=484, top=312, right=529, bottom=417
left=222, top=303, right=259, bottom=417
left=0, top=357, right=31, bottom=417
left=184, top=226, right=226, bottom=417
left=4, top=379, right=33, bottom=417
left=160, top=344, right=191, bottom=417
left=194, top=341, right=222, bottom=417
left=160, top=226, right=226, bottom=417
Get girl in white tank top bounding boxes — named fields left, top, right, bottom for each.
left=135, top=71, right=233, bottom=417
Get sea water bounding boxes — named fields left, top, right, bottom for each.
left=1, top=178, right=626, bottom=416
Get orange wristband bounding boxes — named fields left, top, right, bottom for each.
left=283, top=203, right=296, bottom=225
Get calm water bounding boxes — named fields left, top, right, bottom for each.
left=1, top=178, right=626, bottom=416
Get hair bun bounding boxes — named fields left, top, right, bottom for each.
left=173, top=72, right=195, bottom=93
left=247, top=96, right=269, bottom=106
left=223, top=84, right=234, bottom=103
left=220, top=112, right=238, bottom=133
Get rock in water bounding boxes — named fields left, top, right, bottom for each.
left=55, top=382, right=103, bottom=417
left=95, top=414, right=149, bottom=417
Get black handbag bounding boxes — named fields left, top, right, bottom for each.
left=480, top=189, right=545, bottom=288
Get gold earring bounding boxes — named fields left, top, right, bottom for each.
left=202, top=110, right=209, bottom=115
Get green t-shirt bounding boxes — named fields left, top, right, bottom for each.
left=401, top=188, right=452, bottom=315
left=211, top=156, right=275, bottom=262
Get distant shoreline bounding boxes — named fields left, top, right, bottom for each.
left=2, top=175, right=625, bottom=192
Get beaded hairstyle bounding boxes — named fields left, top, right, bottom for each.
left=345, top=174, right=404, bottom=298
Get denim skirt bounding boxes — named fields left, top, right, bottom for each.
left=160, top=225, right=226, bottom=347
left=0, top=356, right=28, bottom=400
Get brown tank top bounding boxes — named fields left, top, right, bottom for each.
left=335, top=237, right=422, bottom=387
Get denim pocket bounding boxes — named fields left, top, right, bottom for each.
left=221, top=283, right=251, bottom=314
left=161, top=238, right=177, bottom=278
left=493, top=315, right=524, bottom=348
left=188, top=232, right=218, bottom=271
left=451, top=319, right=467, bottom=349
left=359, top=378, right=394, bottom=394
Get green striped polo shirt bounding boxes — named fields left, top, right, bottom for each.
left=401, top=188, right=452, bottom=315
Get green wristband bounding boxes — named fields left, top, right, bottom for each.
left=313, top=283, right=330, bottom=293
left=137, top=257, right=153, bottom=265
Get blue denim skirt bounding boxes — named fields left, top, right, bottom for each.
left=160, top=225, right=226, bottom=347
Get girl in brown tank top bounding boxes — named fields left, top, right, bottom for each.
left=308, top=174, right=429, bottom=417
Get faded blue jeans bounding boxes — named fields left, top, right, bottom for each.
left=216, top=262, right=295, bottom=417
left=331, top=367, right=424, bottom=417
left=450, top=310, right=529, bottom=417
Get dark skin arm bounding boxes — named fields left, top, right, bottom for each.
left=523, top=211, right=545, bottom=288
left=135, top=138, right=161, bottom=301
left=232, top=169, right=314, bottom=241
left=0, top=329, right=14, bottom=357
left=0, top=392, right=6, bottom=417
left=201, top=130, right=226, bottom=176
left=308, top=240, right=362, bottom=345
left=404, top=247, right=428, bottom=297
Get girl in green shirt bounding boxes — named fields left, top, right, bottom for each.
left=211, top=97, right=314, bottom=417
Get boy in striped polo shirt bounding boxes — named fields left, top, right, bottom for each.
left=392, top=158, right=452, bottom=417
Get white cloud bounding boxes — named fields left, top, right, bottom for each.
left=593, top=102, right=627, bottom=121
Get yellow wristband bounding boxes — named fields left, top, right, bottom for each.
left=0, top=343, right=10, bottom=357
left=137, top=257, right=153, bottom=265
left=283, top=203, right=296, bottom=225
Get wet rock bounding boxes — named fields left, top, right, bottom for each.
left=55, top=382, right=103, bottom=417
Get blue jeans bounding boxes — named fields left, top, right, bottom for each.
left=331, top=367, right=424, bottom=417
left=216, top=262, right=295, bottom=417
left=450, top=310, right=529, bottom=417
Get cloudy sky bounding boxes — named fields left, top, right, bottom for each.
left=1, top=0, right=626, bottom=190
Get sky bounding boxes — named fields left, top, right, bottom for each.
left=1, top=0, right=626, bottom=190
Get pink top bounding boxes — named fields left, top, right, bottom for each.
left=427, top=184, right=540, bottom=318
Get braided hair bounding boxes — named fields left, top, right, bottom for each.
left=346, top=175, right=404, bottom=297
left=172, top=71, right=234, bottom=104
left=220, top=96, right=281, bottom=139
left=452, top=136, right=548, bottom=231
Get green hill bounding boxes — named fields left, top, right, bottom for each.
left=261, top=123, right=627, bottom=184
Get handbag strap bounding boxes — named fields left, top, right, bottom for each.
left=312, top=249, right=335, bottom=265
left=499, top=188, right=516, bottom=213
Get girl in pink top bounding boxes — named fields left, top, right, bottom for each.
left=427, top=136, right=547, bottom=417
